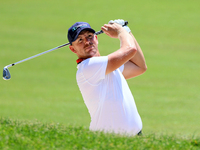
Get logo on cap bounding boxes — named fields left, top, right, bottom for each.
left=72, top=24, right=88, bottom=32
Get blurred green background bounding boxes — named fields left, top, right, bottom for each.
left=0, top=0, right=199, bottom=136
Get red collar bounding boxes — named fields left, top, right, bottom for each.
left=76, top=58, right=85, bottom=64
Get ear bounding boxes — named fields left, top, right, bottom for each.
left=94, top=34, right=98, bottom=45
left=69, top=45, right=77, bottom=53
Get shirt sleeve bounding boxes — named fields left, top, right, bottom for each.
left=80, top=56, right=108, bottom=84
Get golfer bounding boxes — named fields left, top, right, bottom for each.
left=67, top=19, right=147, bottom=136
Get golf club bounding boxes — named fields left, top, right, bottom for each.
left=3, top=21, right=128, bottom=80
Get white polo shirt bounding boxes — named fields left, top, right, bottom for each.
left=76, top=56, right=142, bottom=136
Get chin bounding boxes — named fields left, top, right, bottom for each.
left=85, top=48, right=100, bottom=58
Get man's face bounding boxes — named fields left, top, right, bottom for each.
left=69, top=30, right=99, bottom=59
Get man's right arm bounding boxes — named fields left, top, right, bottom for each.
left=101, top=23, right=137, bottom=75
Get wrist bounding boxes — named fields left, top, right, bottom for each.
left=117, top=28, right=129, bottom=38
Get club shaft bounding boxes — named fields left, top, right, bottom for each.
left=5, top=43, right=70, bottom=68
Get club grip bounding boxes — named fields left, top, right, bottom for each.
left=95, top=21, right=128, bottom=35
left=124, top=21, right=128, bottom=26
left=95, top=30, right=104, bottom=35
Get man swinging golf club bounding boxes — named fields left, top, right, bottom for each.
left=68, top=19, right=147, bottom=136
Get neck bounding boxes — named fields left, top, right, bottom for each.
left=76, top=52, right=101, bottom=64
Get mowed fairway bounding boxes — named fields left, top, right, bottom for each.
left=0, top=0, right=199, bottom=137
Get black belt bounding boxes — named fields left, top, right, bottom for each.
left=137, top=130, right=142, bottom=136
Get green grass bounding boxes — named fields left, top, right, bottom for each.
left=0, top=118, right=199, bottom=150
left=0, top=0, right=200, bottom=143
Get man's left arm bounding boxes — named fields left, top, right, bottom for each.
left=122, top=32, right=147, bottom=79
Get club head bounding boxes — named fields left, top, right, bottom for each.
left=3, top=67, right=11, bottom=80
